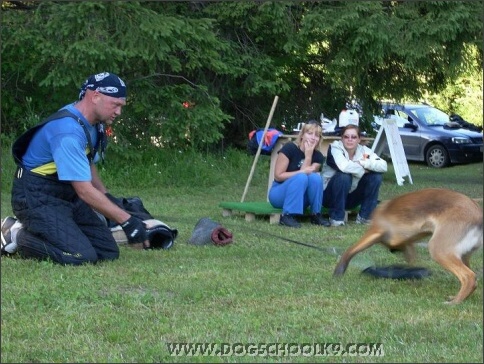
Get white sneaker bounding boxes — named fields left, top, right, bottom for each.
left=1, top=216, right=19, bottom=255
left=356, top=214, right=371, bottom=225
left=329, top=219, right=345, bottom=227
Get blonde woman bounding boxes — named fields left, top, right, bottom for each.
left=269, top=120, right=330, bottom=228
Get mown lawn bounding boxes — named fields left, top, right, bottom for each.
left=1, top=146, right=482, bottom=363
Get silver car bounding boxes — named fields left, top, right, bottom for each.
left=373, top=103, right=483, bottom=168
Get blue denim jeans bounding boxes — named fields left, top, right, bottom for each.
left=269, top=173, right=323, bottom=215
left=323, top=171, right=383, bottom=221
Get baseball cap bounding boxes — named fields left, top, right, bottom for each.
left=79, top=72, right=127, bottom=100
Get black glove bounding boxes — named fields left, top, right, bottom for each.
left=121, top=216, right=147, bottom=244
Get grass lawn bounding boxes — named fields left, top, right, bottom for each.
left=1, top=146, right=482, bottom=363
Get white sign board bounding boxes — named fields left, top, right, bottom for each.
left=371, top=119, right=413, bottom=186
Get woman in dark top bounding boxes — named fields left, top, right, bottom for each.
left=269, top=121, right=330, bottom=228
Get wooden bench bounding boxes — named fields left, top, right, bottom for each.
left=219, top=201, right=283, bottom=224
left=219, top=201, right=359, bottom=225
left=219, top=134, right=372, bottom=224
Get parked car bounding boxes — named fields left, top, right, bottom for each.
left=372, top=103, right=483, bottom=168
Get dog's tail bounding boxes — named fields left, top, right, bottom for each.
left=333, top=228, right=384, bottom=276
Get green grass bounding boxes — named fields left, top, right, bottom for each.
left=1, top=143, right=483, bottom=363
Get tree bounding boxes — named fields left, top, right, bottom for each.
left=2, top=1, right=482, bottom=150
left=1, top=1, right=238, bottom=150
left=291, top=1, right=483, bottom=124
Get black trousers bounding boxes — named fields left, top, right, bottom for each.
left=11, top=167, right=119, bottom=265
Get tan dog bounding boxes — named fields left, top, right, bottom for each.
left=333, top=188, right=483, bottom=304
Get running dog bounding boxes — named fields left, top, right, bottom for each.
left=333, top=188, right=483, bottom=304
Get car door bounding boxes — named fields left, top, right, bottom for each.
left=391, top=108, right=422, bottom=161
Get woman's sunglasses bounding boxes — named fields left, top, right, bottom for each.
left=343, top=134, right=359, bottom=140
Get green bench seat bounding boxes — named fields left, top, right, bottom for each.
left=219, top=201, right=359, bottom=224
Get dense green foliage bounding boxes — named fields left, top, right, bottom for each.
left=1, top=1, right=482, bottom=150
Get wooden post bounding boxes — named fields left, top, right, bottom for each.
left=241, top=95, right=279, bottom=202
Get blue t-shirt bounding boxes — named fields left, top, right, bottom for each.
left=22, top=103, right=99, bottom=181
left=278, top=142, right=324, bottom=172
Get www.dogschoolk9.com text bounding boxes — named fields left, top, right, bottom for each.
left=167, top=342, right=384, bottom=357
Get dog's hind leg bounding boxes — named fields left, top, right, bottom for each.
left=428, top=233, right=478, bottom=304
left=462, top=252, right=474, bottom=269
left=437, top=254, right=476, bottom=304
left=333, top=228, right=383, bottom=276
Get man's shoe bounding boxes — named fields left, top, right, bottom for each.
left=356, top=214, right=371, bottom=225
left=279, top=214, right=301, bottom=228
left=310, top=213, right=330, bottom=227
left=329, top=218, right=345, bottom=227
left=1, top=216, right=18, bottom=255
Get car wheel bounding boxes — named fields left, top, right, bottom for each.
left=425, top=145, right=449, bottom=168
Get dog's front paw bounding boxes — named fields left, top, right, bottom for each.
left=333, top=263, right=347, bottom=276
left=444, top=296, right=461, bottom=305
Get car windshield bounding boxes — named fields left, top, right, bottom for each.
left=408, top=106, right=449, bottom=126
